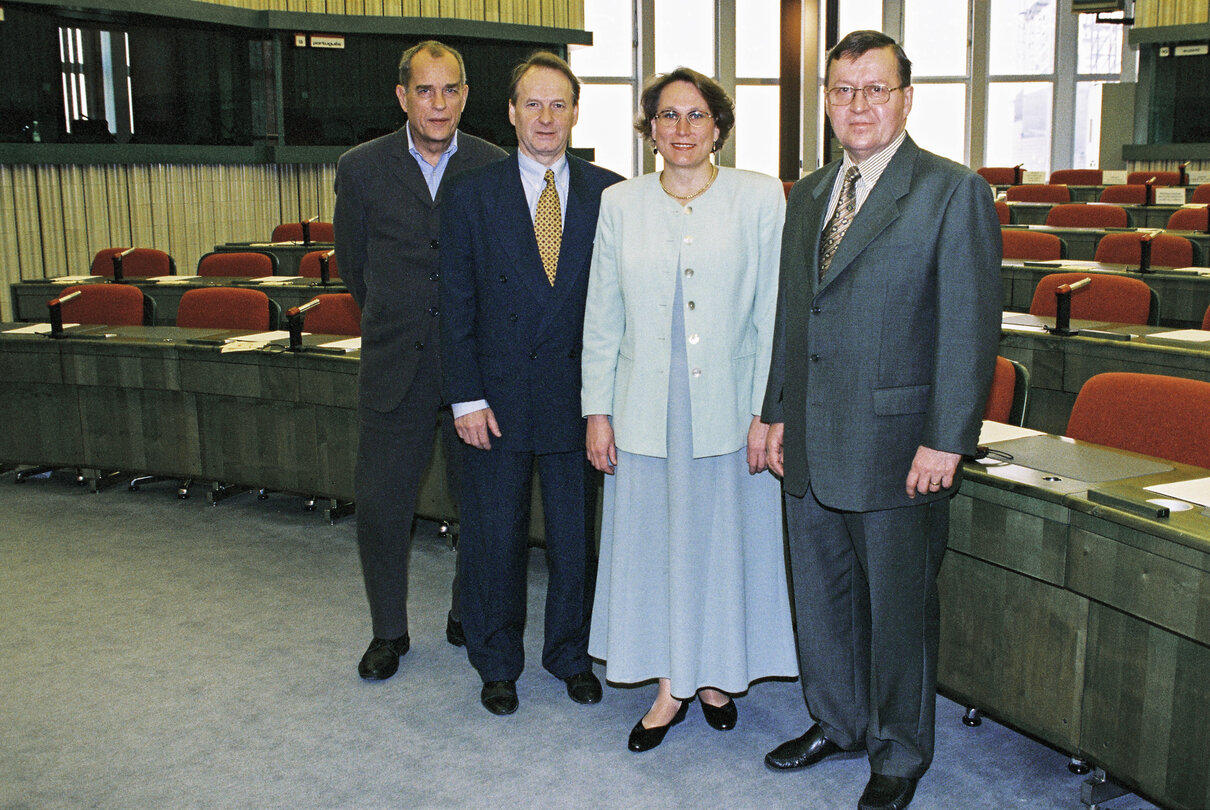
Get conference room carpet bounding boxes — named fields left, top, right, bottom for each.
left=1, top=470, right=1157, bottom=809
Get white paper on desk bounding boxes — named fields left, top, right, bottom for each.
left=219, top=342, right=263, bottom=354
left=254, top=276, right=304, bottom=285
left=1045, top=260, right=1103, bottom=268
left=150, top=275, right=201, bottom=284
left=49, top=275, right=97, bottom=283
left=3, top=323, right=58, bottom=334
left=224, top=330, right=289, bottom=344
left=316, top=337, right=360, bottom=351
left=1143, top=329, right=1210, bottom=345
left=1144, top=477, right=1210, bottom=509
left=979, top=420, right=1045, bottom=445
left=1162, top=266, right=1210, bottom=275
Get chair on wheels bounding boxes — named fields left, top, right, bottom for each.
left=1166, top=207, right=1208, bottom=231
left=300, top=293, right=361, bottom=337
left=1001, top=229, right=1064, bottom=261
left=1005, top=184, right=1071, bottom=203
left=1066, top=372, right=1210, bottom=469
left=176, top=287, right=279, bottom=331
left=1126, top=170, right=1181, bottom=186
left=983, top=356, right=1030, bottom=426
left=196, top=251, right=277, bottom=278
left=1029, top=272, right=1157, bottom=325
left=1094, top=232, right=1195, bottom=268
left=1049, top=169, right=1103, bottom=186
left=57, top=283, right=155, bottom=326
left=298, top=250, right=341, bottom=280
left=272, top=221, right=335, bottom=243
left=89, top=248, right=175, bottom=278
left=1097, top=184, right=1148, bottom=205
left=1045, top=203, right=1128, bottom=228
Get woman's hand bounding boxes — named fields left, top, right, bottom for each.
left=747, top=416, right=770, bottom=474
left=586, top=414, right=618, bottom=474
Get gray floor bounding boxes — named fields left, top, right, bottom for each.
left=0, top=470, right=1157, bottom=810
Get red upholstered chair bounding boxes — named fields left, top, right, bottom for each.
left=1192, top=184, right=1210, bottom=204
left=1203, top=303, right=1210, bottom=330
left=1098, top=184, right=1148, bottom=205
left=89, top=247, right=175, bottom=278
left=1005, top=184, right=1071, bottom=203
left=298, top=250, right=341, bottom=279
left=176, top=287, right=278, bottom=331
left=272, top=221, right=335, bottom=243
left=1002, top=229, right=1064, bottom=261
left=995, top=200, right=1011, bottom=225
left=1166, top=207, right=1209, bottom=231
left=1045, top=203, right=1129, bottom=228
left=1126, top=170, right=1181, bottom=186
left=782, top=181, right=794, bottom=199
left=301, top=293, right=361, bottom=337
left=1049, top=169, right=1103, bottom=185
left=1094, top=232, right=1195, bottom=268
left=1029, top=272, right=1157, bottom=325
left=978, top=167, right=1021, bottom=185
left=983, top=356, right=1030, bottom=426
left=56, top=283, right=150, bottom=326
left=1066, top=372, right=1210, bottom=469
left=196, top=251, right=277, bottom=278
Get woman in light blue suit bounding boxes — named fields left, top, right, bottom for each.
left=582, top=68, right=797, bottom=752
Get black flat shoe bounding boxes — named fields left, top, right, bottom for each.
left=563, top=671, right=602, bottom=705
left=446, top=612, right=465, bottom=647
left=700, top=696, right=737, bottom=731
left=858, top=773, right=917, bottom=810
left=627, top=698, right=692, bottom=752
left=764, top=724, right=859, bottom=770
left=357, top=634, right=410, bottom=681
left=480, top=680, right=518, bottom=716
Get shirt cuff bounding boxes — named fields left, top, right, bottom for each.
left=451, top=400, right=489, bottom=419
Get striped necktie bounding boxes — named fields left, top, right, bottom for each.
left=819, top=166, right=860, bottom=280
left=535, top=169, right=562, bottom=286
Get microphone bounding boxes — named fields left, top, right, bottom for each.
left=1013, top=163, right=1024, bottom=185
left=1048, top=277, right=1091, bottom=336
left=286, top=298, right=321, bottom=352
left=301, top=215, right=319, bottom=246
left=1137, top=228, right=1161, bottom=273
left=1179, top=162, right=1188, bottom=186
left=1144, top=176, right=1157, bottom=206
left=47, top=289, right=82, bottom=338
left=111, top=247, right=135, bottom=283
left=318, top=249, right=335, bottom=286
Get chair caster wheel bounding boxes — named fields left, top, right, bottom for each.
left=129, top=485, right=140, bottom=491
left=257, top=488, right=269, bottom=500
left=1068, top=758, right=1091, bottom=775
left=962, top=708, right=982, bottom=727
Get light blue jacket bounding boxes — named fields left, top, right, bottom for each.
left=581, top=167, right=785, bottom=458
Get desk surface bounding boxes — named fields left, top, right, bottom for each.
left=1001, top=223, right=1210, bottom=264
left=213, top=242, right=335, bottom=277
left=1005, top=200, right=1192, bottom=229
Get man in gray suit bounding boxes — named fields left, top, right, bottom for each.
left=761, top=31, right=1000, bottom=810
left=334, top=40, right=505, bottom=681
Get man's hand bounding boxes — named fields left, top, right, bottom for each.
left=765, top=422, right=786, bottom=477
left=455, top=407, right=502, bottom=450
left=586, top=414, right=617, bottom=474
left=747, top=417, right=770, bottom=474
left=905, top=445, right=961, bottom=498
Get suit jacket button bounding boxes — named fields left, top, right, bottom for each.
left=811, top=306, right=821, bottom=314
left=688, top=333, right=700, bottom=345
left=687, top=301, right=695, bottom=310
left=415, top=341, right=425, bottom=350
left=509, top=313, right=518, bottom=322
left=691, top=368, right=702, bottom=377
left=429, top=271, right=439, bottom=281
left=684, top=268, right=694, bottom=277
left=568, top=350, right=576, bottom=358
left=810, top=353, right=820, bottom=362
left=499, top=274, right=508, bottom=283
left=427, top=306, right=439, bottom=316
left=430, top=239, right=440, bottom=249
left=529, top=351, right=538, bottom=360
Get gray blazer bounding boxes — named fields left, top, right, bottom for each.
left=333, top=127, right=506, bottom=412
left=762, top=136, right=1001, bottom=511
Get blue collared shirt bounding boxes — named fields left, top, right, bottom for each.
left=516, top=150, right=570, bottom=224
left=407, top=126, right=460, bottom=199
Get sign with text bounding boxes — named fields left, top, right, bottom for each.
left=310, top=35, right=345, bottom=50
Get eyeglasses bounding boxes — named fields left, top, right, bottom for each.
left=654, top=109, right=714, bottom=129
left=826, top=85, right=902, bottom=106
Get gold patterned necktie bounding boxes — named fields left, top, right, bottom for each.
left=818, top=166, right=860, bottom=280
left=535, top=169, right=562, bottom=286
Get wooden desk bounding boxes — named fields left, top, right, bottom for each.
left=10, top=276, right=346, bottom=324
left=998, top=313, right=1210, bottom=433
left=213, top=242, right=334, bottom=277
left=1002, top=224, right=1210, bottom=264
left=1001, top=259, right=1210, bottom=328
left=940, top=431, right=1210, bottom=810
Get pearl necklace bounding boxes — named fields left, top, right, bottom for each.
left=660, top=163, right=718, bottom=202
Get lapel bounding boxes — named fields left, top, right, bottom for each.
left=493, top=153, right=552, bottom=306
left=804, top=162, right=841, bottom=296
left=816, top=136, right=919, bottom=294
left=389, top=127, right=439, bottom=210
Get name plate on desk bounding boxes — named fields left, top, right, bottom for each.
left=991, top=434, right=1172, bottom=482
left=1155, top=187, right=1188, bottom=205
left=1102, top=170, right=1128, bottom=185
left=1022, top=170, right=1047, bottom=184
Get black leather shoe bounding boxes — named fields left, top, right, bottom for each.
left=627, top=698, right=692, bottom=752
left=357, top=634, right=410, bottom=681
left=480, top=680, right=518, bottom=715
left=764, top=724, right=855, bottom=770
left=446, top=612, right=465, bottom=647
left=858, top=773, right=917, bottom=810
left=700, top=696, right=737, bottom=730
left=564, top=671, right=602, bottom=705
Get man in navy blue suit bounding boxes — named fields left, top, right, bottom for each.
left=440, top=52, right=623, bottom=715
